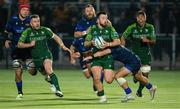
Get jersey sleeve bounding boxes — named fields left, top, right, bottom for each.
left=75, top=22, right=85, bottom=31
left=110, top=26, right=119, bottom=40
left=19, top=29, right=28, bottom=43
left=85, top=27, right=93, bottom=41
left=122, top=25, right=132, bottom=39
left=148, top=25, right=156, bottom=41
left=5, top=19, right=13, bottom=32
left=72, top=39, right=77, bottom=46
left=45, top=27, right=54, bottom=39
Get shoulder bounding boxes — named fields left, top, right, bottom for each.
left=128, top=23, right=136, bottom=29
left=77, top=18, right=85, bottom=25
left=25, top=16, right=31, bottom=22
left=91, top=25, right=97, bottom=29
left=41, top=26, right=52, bottom=31
left=7, top=15, right=18, bottom=23
left=146, top=23, right=154, bottom=28
left=23, top=27, right=32, bottom=34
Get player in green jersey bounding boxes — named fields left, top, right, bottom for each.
left=121, top=10, right=156, bottom=97
left=85, top=11, right=120, bottom=103
left=17, top=14, right=72, bottom=97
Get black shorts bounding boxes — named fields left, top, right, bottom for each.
left=11, top=48, right=32, bottom=61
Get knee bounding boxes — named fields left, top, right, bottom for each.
left=115, top=73, right=122, bottom=80
left=116, top=77, right=126, bottom=86
left=134, top=72, right=141, bottom=80
left=106, top=79, right=113, bottom=84
left=44, top=66, right=53, bottom=74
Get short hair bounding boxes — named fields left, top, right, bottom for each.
left=96, top=11, right=107, bottom=18
left=136, top=10, right=146, bottom=17
left=30, top=14, right=39, bottom=20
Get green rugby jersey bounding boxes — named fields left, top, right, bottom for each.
left=122, top=23, right=156, bottom=64
left=86, top=25, right=119, bottom=52
left=19, top=26, right=53, bottom=59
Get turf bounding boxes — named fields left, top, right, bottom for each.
left=0, top=69, right=180, bottom=109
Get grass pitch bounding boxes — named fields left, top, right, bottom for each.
left=0, top=69, right=180, bottom=109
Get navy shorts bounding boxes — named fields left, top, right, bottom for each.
left=11, top=48, right=32, bottom=61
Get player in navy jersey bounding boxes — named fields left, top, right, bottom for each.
left=4, top=3, right=37, bottom=99
left=70, top=4, right=103, bottom=93
left=84, top=45, right=157, bottom=102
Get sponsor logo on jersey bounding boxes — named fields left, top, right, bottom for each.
left=133, top=29, right=138, bottom=33
left=30, top=36, right=46, bottom=41
left=145, top=29, right=148, bottom=32
left=30, top=33, right=34, bottom=36
left=105, top=30, right=109, bottom=33
left=41, top=31, right=45, bottom=35
left=93, top=31, right=97, bottom=35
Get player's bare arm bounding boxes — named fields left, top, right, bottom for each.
left=141, top=36, right=156, bottom=44
left=4, top=31, right=13, bottom=48
left=74, top=27, right=90, bottom=38
left=103, top=39, right=120, bottom=48
left=120, top=36, right=126, bottom=46
left=69, top=45, right=79, bottom=64
left=84, top=49, right=111, bottom=61
left=53, top=33, right=72, bottom=54
left=84, top=40, right=95, bottom=47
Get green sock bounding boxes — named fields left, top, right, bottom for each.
left=49, top=73, right=61, bottom=91
left=97, top=90, right=104, bottom=96
left=137, top=82, right=145, bottom=93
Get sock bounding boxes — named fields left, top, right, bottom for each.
left=124, top=87, right=132, bottom=95
left=97, top=90, right=104, bottom=96
left=49, top=73, right=61, bottom=91
left=137, top=82, right=145, bottom=93
left=45, top=75, right=53, bottom=84
left=145, top=83, right=153, bottom=90
left=100, top=71, right=104, bottom=83
left=16, top=81, right=23, bottom=94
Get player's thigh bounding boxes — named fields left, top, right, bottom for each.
left=91, top=66, right=103, bottom=80
left=43, top=59, right=53, bottom=74
left=115, top=67, right=131, bottom=79
left=104, top=69, right=114, bottom=84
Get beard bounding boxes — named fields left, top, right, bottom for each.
left=99, top=22, right=107, bottom=27
left=86, top=14, right=94, bottom=20
left=19, top=13, right=28, bottom=19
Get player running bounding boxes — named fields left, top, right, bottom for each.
left=84, top=45, right=157, bottom=102
left=84, top=11, right=120, bottom=103
left=120, top=10, right=156, bottom=97
left=4, top=3, right=37, bottom=100
left=17, top=14, right=72, bottom=97
left=70, top=4, right=103, bottom=93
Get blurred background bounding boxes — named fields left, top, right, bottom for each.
left=0, top=0, right=180, bottom=70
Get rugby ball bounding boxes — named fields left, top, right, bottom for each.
left=94, top=36, right=105, bottom=49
